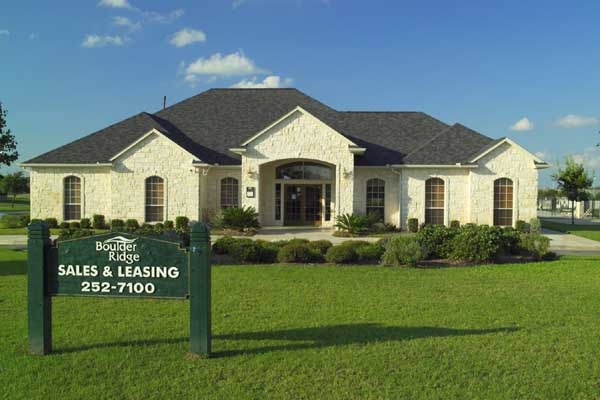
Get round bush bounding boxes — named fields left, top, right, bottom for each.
left=355, top=242, right=385, bottom=262
left=110, top=219, right=124, bottom=231
left=229, top=239, right=261, bottom=263
left=80, top=218, right=91, bottom=229
left=307, top=240, right=333, bottom=255
left=69, top=221, right=80, bottom=229
left=255, top=240, right=279, bottom=263
left=325, top=244, right=358, bottom=264
left=59, top=221, right=69, bottom=229
left=44, top=218, right=58, bottom=229
left=277, top=243, right=322, bottom=263
left=382, top=235, right=425, bottom=267
left=449, top=225, right=503, bottom=263
left=164, top=220, right=174, bottom=230
left=212, top=236, right=238, bottom=255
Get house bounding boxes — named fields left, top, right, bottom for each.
left=22, top=88, right=549, bottom=228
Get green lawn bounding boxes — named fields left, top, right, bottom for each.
left=541, top=219, right=600, bottom=241
left=0, top=194, right=30, bottom=212
left=3, top=250, right=600, bottom=398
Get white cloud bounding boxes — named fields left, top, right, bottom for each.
left=510, top=117, right=534, bottom=132
left=112, top=16, right=141, bottom=32
left=184, top=51, right=266, bottom=82
left=534, top=151, right=548, bottom=160
left=98, top=0, right=133, bottom=9
left=81, top=34, right=128, bottom=48
left=570, top=147, right=600, bottom=170
left=0, top=30, right=9, bottom=37
left=231, top=75, right=293, bottom=88
left=555, top=114, right=599, bottom=128
left=143, top=8, right=184, bottom=24
left=169, top=28, right=206, bottom=48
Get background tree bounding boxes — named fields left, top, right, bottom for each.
left=552, top=157, right=594, bottom=225
left=0, top=171, right=29, bottom=207
left=0, top=102, right=18, bottom=166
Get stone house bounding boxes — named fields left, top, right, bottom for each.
left=22, top=88, right=548, bottom=228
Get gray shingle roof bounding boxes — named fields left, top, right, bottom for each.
left=24, top=88, right=496, bottom=166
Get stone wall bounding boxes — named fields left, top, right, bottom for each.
left=241, top=109, right=356, bottom=225
left=110, top=132, right=200, bottom=222
left=29, top=167, right=111, bottom=220
left=469, top=142, right=539, bottom=225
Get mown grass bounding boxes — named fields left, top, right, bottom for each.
left=3, top=250, right=600, bottom=399
left=541, top=219, right=600, bottom=242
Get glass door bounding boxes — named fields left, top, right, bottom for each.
left=284, top=185, right=323, bottom=226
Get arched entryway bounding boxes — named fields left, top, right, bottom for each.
left=259, top=160, right=335, bottom=227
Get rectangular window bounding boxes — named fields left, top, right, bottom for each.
left=325, top=184, right=331, bottom=221
left=64, top=176, right=81, bottom=220
left=275, top=183, right=281, bottom=220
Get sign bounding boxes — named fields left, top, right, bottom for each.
left=49, top=234, right=188, bottom=298
left=27, top=222, right=211, bottom=357
left=246, top=186, right=255, bottom=198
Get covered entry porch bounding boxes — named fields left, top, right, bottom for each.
left=256, top=160, right=337, bottom=227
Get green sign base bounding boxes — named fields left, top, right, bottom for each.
left=27, top=222, right=211, bottom=357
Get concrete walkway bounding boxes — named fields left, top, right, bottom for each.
left=542, top=229, right=600, bottom=256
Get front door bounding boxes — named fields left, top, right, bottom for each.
left=284, top=185, right=322, bottom=226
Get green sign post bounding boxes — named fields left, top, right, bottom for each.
left=27, top=221, right=211, bottom=357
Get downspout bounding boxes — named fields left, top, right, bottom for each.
left=388, top=166, right=403, bottom=230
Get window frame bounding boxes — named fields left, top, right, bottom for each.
left=366, top=178, right=385, bottom=222
left=63, top=175, right=82, bottom=221
left=493, top=177, right=514, bottom=226
left=425, top=177, right=445, bottom=225
left=220, top=177, right=239, bottom=210
left=145, top=176, right=165, bottom=223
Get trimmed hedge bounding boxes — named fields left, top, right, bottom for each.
left=92, top=214, right=106, bottom=229
left=382, top=235, right=425, bottom=267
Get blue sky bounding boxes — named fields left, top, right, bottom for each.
left=1, top=0, right=600, bottom=186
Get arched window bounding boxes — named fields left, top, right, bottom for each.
left=276, top=162, right=332, bottom=180
left=366, top=178, right=385, bottom=222
left=221, top=177, right=239, bottom=209
left=64, top=176, right=81, bottom=220
left=425, top=178, right=445, bottom=225
left=494, top=178, right=513, bottom=226
left=145, top=176, right=164, bottom=222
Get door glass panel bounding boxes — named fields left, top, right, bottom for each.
left=284, top=185, right=322, bottom=226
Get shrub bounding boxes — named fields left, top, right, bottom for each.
left=80, top=218, right=91, bottom=229
left=162, top=220, right=173, bottom=230
left=92, top=214, right=106, bottom=229
left=515, top=220, right=528, bottom=233
left=500, top=227, right=521, bottom=255
left=415, top=224, right=458, bottom=259
left=255, top=240, right=279, bottom=263
left=153, top=223, right=165, bottom=234
left=0, top=215, right=21, bottom=229
left=138, top=223, right=154, bottom=235
left=111, top=219, right=124, bottom=231
left=58, top=228, right=94, bottom=241
left=355, top=242, right=385, bottom=262
left=175, top=216, right=190, bottom=232
left=277, top=243, right=322, bottom=263
left=228, top=238, right=261, bottom=263
left=18, top=214, right=30, bottom=227
left=520, top=232, right=550, bottom=260
left=382, top=235, right=425, bottom=267
left=69, top=221, right=80, bottom=229
left=325, top=244, right=359, bottom=264
left=449, top=224, right=503, bottom=263
left=450, top=220, right=460, bottom=229
left=44, top=218, right=58, bottom=229
left=529, top=217, right=541, bottom=233
left=59, top=221, right=69, bottom=229
left=408, top=218, right=418, bottom=233
left=208, top=211, right=225, bottom=229
left=125, top=219, right=139, bottom=232
left=307, top=240, right=333, bottom=255
left=212, top=236, right=238, bottom=255
left=222, top=207, right=260, bottom=230
left=334, top=213, right=369, bottom=235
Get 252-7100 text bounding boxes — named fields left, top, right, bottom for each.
left=80, top=281, right=156, bottom=294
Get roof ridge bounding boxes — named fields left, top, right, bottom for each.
left=340, top=111, right=423, bottom=114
